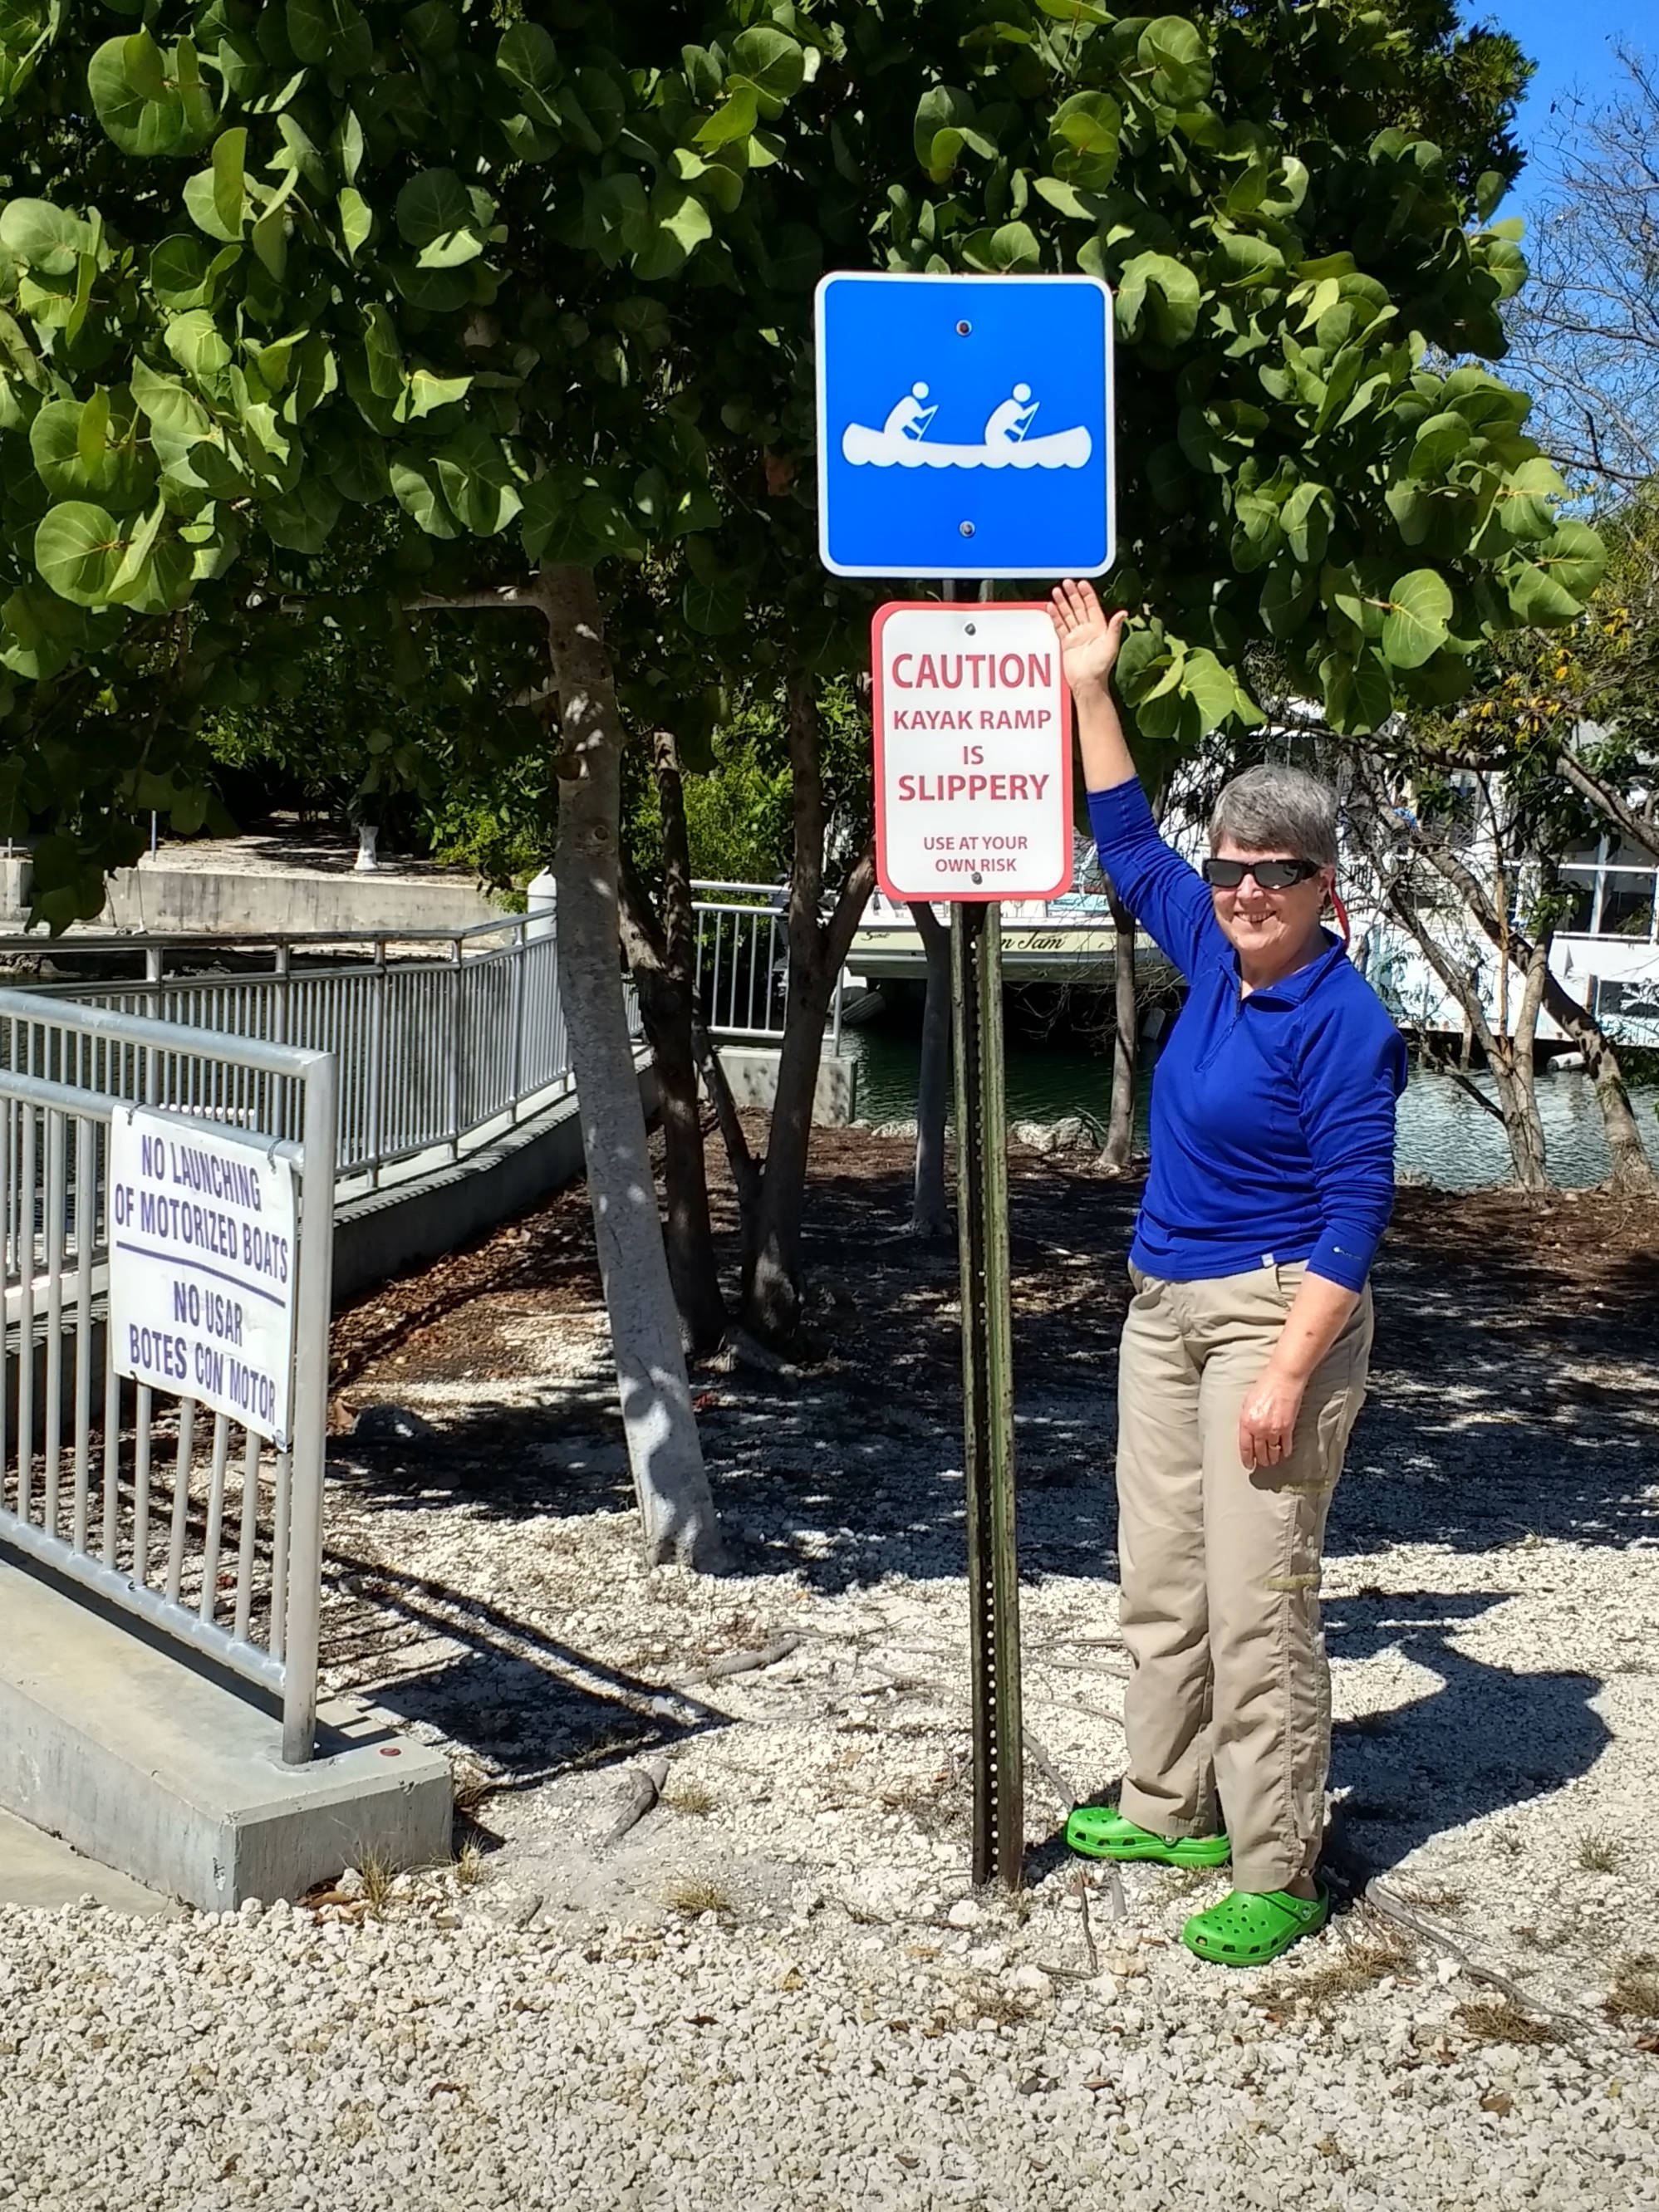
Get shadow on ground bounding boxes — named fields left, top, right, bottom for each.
left=323, top=1543, right=725, bottom=1798
left=326, top=1134, right=1655, bottom=1837
left=1324, top=1589, right=1612, bottom=1871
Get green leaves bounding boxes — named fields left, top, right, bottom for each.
left=395, top=170, right=494, bottom=267
left=1407, top=411, right=1470, bottom=478
left=287, top=0, right=372, bottom=75
left=35, top=501, right=140, bottom=606
left=29, top=392, right=152, bottom=506
left=1115, top=626, right=1256, bottom=742
left=184, top=129, right=248, bottom=243
left=633, top=184, right=713, bottom=281
left=1495, top=454, right=1566, bottom=541
left=260, top=477, right=341, bottom=555
left=1504, top=523, right=1607, bottom=625
left=962, top=221, right=1040, bottom=273
left=1380, top=568, right=1453, bottom=669
left=1116, top=253, right=1200, bottom=347
left=913, top=86, right=992, bottom=184
left=518, top=476, right=645, bottom=566
left=727, top=27, right=803, bottom=115
left=1136, top=17, right=1212, bottom=106
left=1322, top=646, right=1392, bottom=735
left=0, top=199, right=89, bottom=275
left=1048, top=92, right=1121, bottom=190
left=0, top=0, right=56, bottom=104
left=150, top=233, right=222, bottom=311
left=87, top=29, right=214, bottom=158
left=681, top=536, right=744, bottom=633
left=390, top=454, right=459, bottom=540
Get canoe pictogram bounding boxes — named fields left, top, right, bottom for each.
left=842, top=381, right=1093, bottom=471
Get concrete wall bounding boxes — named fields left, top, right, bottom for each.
left=100, top=859, right=503, bottom=939
left=715, top=1046, right=859, bottom=1128
left=0, top=854, right=29, bottom=929
left=0, top=1555, right=450, bottom=1910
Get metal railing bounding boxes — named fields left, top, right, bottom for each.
left=689, top=881, right=848, bottom=1051
left=7, top=889, right=844, bottom=1211
left=0, top=990, right=335, bottom=1763
left=26, top=910, right=584, bottom=1199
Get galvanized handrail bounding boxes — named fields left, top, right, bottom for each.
left=27, top=917, right=580, bottom=1197
left=8, top=894, right=847, bottom=1199
left=0, top=988, right=334, bottom=1763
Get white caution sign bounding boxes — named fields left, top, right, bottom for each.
left=108, top=1108, right=298, bottom=1447
left=872, top=601, right=1072, bottom=901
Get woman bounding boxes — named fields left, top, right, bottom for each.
left=1049, top=579, right=1406, bottom=1968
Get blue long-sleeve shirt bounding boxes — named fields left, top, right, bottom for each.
left=1087, top=778, right=1406, bottom=1293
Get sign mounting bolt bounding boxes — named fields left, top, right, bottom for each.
left=956, top=319, right=972, bottom=335
left=960, top=521, right=975, bottom=537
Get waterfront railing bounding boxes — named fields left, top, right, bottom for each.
left=0, top=991, right=334, bottom=1763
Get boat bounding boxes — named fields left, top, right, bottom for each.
left=841, top=422, right=1093, bottom=470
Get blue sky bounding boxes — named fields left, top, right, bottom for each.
left=1469, top=0, right=1655, bottom=210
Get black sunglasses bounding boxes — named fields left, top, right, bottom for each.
left=1201, top=856, right=1323, bottom=890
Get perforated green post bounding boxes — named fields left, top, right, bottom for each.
left=951, top=894, right=1024, bottom=1891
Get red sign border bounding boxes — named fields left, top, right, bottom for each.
left=871, top=600, right=1075, bottom=905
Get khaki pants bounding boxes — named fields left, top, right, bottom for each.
left=1114, top=1262, right=1372, bottom=1893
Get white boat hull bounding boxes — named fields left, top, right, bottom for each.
left=841, top=424, right=1093, bottom=470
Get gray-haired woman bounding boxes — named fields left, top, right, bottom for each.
left=1049, top=580, right=1406, bottom=1968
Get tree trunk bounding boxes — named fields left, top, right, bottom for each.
left=1404, top=830, right=1656, bottom=1195
left=618, top=937, right=729, bottom=1352
left=740, top=668, right=875, bottom=1346
left=909, top=899, right=952, bottom=1240
left=1572, top=1008, right=1656, bottom=1192
left=541, top=564, right=725, bottom=1570
left=1499, top=923, right=1551, bottom=1190
left=616, top=728, right=729, bottom=1351
left=1098, top=885, right=1138, bottom=1171
left=1377, top=875, right=1549, bottom=1188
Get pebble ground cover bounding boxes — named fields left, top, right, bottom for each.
left=2, top=1135, right=1656, bottom=2210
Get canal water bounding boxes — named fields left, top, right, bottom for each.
left=843, top=1015, right=1659, bottom=1190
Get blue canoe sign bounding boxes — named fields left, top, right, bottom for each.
left=815, top=272, right=1115, bottom=580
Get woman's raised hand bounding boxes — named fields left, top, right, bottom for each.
left=1048, top=578, right=1127, bottom=699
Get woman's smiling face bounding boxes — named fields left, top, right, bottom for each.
left=1209, top=836, right=1335, bottom=978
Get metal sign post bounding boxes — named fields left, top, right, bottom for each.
left=951, top=882, right=1024, bottom=1890
left=925, top=576, right=1021, bottom=1892
left=818, top=271, right=1114, bottom=1892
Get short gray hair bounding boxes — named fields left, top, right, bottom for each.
left=1210, top=764, right=1338, bottom=869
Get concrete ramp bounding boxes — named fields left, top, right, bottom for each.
left=0, top=1552, right=451, bottom=1911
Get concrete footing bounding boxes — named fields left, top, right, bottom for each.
left=0, top=1552, right=452, bottom=1910
left=715, top=1045, right=859, bottom=1126
left=0, top=855, right=29, bottom=929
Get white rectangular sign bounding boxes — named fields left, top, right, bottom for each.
left=872, top=601, right=1073, bottom=902
left=108, top=1108, right=298, bottom=1448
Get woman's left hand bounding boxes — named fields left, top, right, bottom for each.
left=1237, top=1361, right=1307, bottom=1469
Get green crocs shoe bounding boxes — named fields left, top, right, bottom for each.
left=1181, top=1884, right=1329, bottom=1968
left=1065, top=1805, right=1232, bottom=1868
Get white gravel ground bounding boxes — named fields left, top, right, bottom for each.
left=2, top=1224, right=1657, bottom=2210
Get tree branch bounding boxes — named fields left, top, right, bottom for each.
left=1553, top=744, right=1659, bottom=861
left=408, top=583, right=544, bottom=616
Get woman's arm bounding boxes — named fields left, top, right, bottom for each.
left=1237, top=1010, right=1405, bottom=1470
left=1048, top=580, right=1136, bottom=794
left=1051, top=580, right=1224, bottom=982
left=1236, top=1275, right=1361, bottom=1470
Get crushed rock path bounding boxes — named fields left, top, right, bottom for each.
left=2, top=1154, right=1657, bottom=2210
